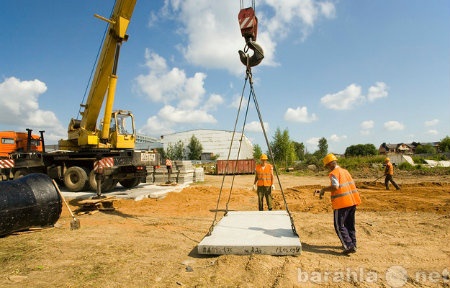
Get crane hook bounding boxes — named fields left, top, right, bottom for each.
left=238, top=40, right=264, bottom=67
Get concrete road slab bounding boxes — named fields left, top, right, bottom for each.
left=60, top=183, right=189, bottom=201
left=198, top=211, right=302, bottom=255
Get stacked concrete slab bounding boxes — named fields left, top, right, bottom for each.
left=194, top=167, right=205, bottom=182
left=174, top=160, right=194, bottom=184
left=148, top=166, right=172, bottom=184
left=146, top=161, right=204, bottom=184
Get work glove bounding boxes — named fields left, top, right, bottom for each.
left=314, top=189, right=325, bottom=199
left=252, top=184, right=256, bottom=191
left=271, top=185, right=275, bottom=190
left=319, top=189, right=325, bottom=199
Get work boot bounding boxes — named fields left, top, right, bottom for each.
left=343, top=246, right=357, bottom=255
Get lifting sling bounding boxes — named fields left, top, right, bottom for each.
left=207, top=3, right=297, bottom=234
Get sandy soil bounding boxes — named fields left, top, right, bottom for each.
left=1, top=173, right=449, bottom=287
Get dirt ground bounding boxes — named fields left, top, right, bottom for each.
left=1, top=173, right=449, bottom=287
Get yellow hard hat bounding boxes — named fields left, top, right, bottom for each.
left=260, top=154, right=268, bottom=160
left=323, top=153, right=337, bottom=166
left=385, top=157, right=390, bottom=162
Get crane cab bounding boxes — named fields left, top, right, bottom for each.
left=108, top=110, right=135, bottom=149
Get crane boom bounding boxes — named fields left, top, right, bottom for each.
left=62, top=0, right=137, bottom=149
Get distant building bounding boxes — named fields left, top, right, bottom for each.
left=378, top=141, right=441, bottom=155
left=160, top=129, right=254, bottom=160
left=135, top=134, right=163, bottom=150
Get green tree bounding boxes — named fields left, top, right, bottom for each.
left=187, top=135, right=203, bottom=160
left=253, top=144, right=262, bottom=160
left=156, top=147, right=165, bottom=159
left=270, top=127, right=297, bottom=166
left=166, top=140, right=185, bottom=160
left=439, top=136, right=450, bottom=152
left=345, top=144, right=378, bottom=157
left=415, top=144, right=436, bottom=154
left=314, top=137, right=328, bottom=159
left=292, top=141, right=305, bottom=161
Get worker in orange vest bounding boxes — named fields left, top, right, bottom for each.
left=319, top=153, right=361, bottom=255
left=384, top=157, right=400, bottom=190
left=253, top=154, right=274, bottom=211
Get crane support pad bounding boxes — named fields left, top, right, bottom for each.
left=198, top=211, right=301, bottom=255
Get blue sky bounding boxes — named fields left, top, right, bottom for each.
left=1, top=0, right=449, bottom=154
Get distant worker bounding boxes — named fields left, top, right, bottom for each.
left=253, top=154, right=274, bottom=211
left=165, top=158, right=173, bottom=184
left=319, top=153, right=361, bottom=255
left=384, top=158, right=400, bottom=190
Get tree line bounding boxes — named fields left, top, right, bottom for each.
left=254, top=128, right=450, bottom=168
left=156, top=129, right=450, bottom=166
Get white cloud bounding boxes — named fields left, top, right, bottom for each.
left=384, top=121, right=405, bottom=131
left=156, top=0, right=336, bottom=74
left=230, top=94, right=248, bottom=110
left=424, top=119, right=439, bottom=127
left=203, top=93, right=224, bottom=111
left=360, top=120, right=374, bottom=130
left=319, top=2, right=336, bottom=18
left=245, top=121, right=269, bottom=133
left=427, top=129, right=438, bottom=135
left=139, top=105, right=217, bottom=136
left=284, top=106, right=318, bottom=123
left=158, top=105, right=216, bottom=124
left=135, top=51, right=224, bottom=135
left=0, top=77, right=65, bottom=141
left=360, top=120, right=374, bottom=135
left=320, top=84, right=364, bottom=110
left=136, top=49, right=206, bottom=108
left=306, top=137, right=320, bottom=151
left=367, top=82, right=388, bottom=102
left=263, top=0, right=336, bottom=41
left=329, top=134, right=347, bottom=142
left=140, top=115, right=174, bottom=136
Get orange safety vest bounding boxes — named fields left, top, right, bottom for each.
left=255, top=164, right=273, bottom=186
left=385, top=162, right=394, bottom=175
left=329, top=167, right=361, bottom=210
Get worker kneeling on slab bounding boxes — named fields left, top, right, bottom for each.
left=253, top=154, right=274, bottom=211
left=317, top=153, right=361, bottom=255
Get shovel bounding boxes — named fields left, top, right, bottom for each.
left=52, top=180, right=80, bottom=230
left=372, top=175, right=384, bottom=185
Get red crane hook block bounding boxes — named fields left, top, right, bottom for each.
left=238, top=7, right=258, bottom=42
left=238, top=40, right=264, bottom=67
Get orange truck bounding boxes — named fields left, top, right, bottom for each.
left=0, top=129, right=45, bottom=180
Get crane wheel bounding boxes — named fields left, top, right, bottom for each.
left=14, top=170, right=28, bottom=180
left=119, top=178, right=140, bottom=189
left=88, top=170, right=117, bottom=192
left=64, top=166, right=89, bottom=192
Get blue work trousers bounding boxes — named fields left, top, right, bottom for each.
left=333, top=205, right=357, bottom=250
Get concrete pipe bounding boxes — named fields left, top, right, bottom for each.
left=0, top=173, right=62, bottom=236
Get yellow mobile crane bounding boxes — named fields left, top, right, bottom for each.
left=60, top=0, right=136, bottom=150
left=43, top=0, right=159, bottom=192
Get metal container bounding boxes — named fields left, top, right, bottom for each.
left=216, top=159, right=255, bottom=175
left=0, top=173, right=62, bottom=236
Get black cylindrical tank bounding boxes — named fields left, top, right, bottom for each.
left=0, top=173, right=62, bottom=236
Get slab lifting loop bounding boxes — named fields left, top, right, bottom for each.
left=238, top=0, right=264, bottom=67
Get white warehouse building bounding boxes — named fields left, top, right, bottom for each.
left=160, top=129, right=254, bottom=160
